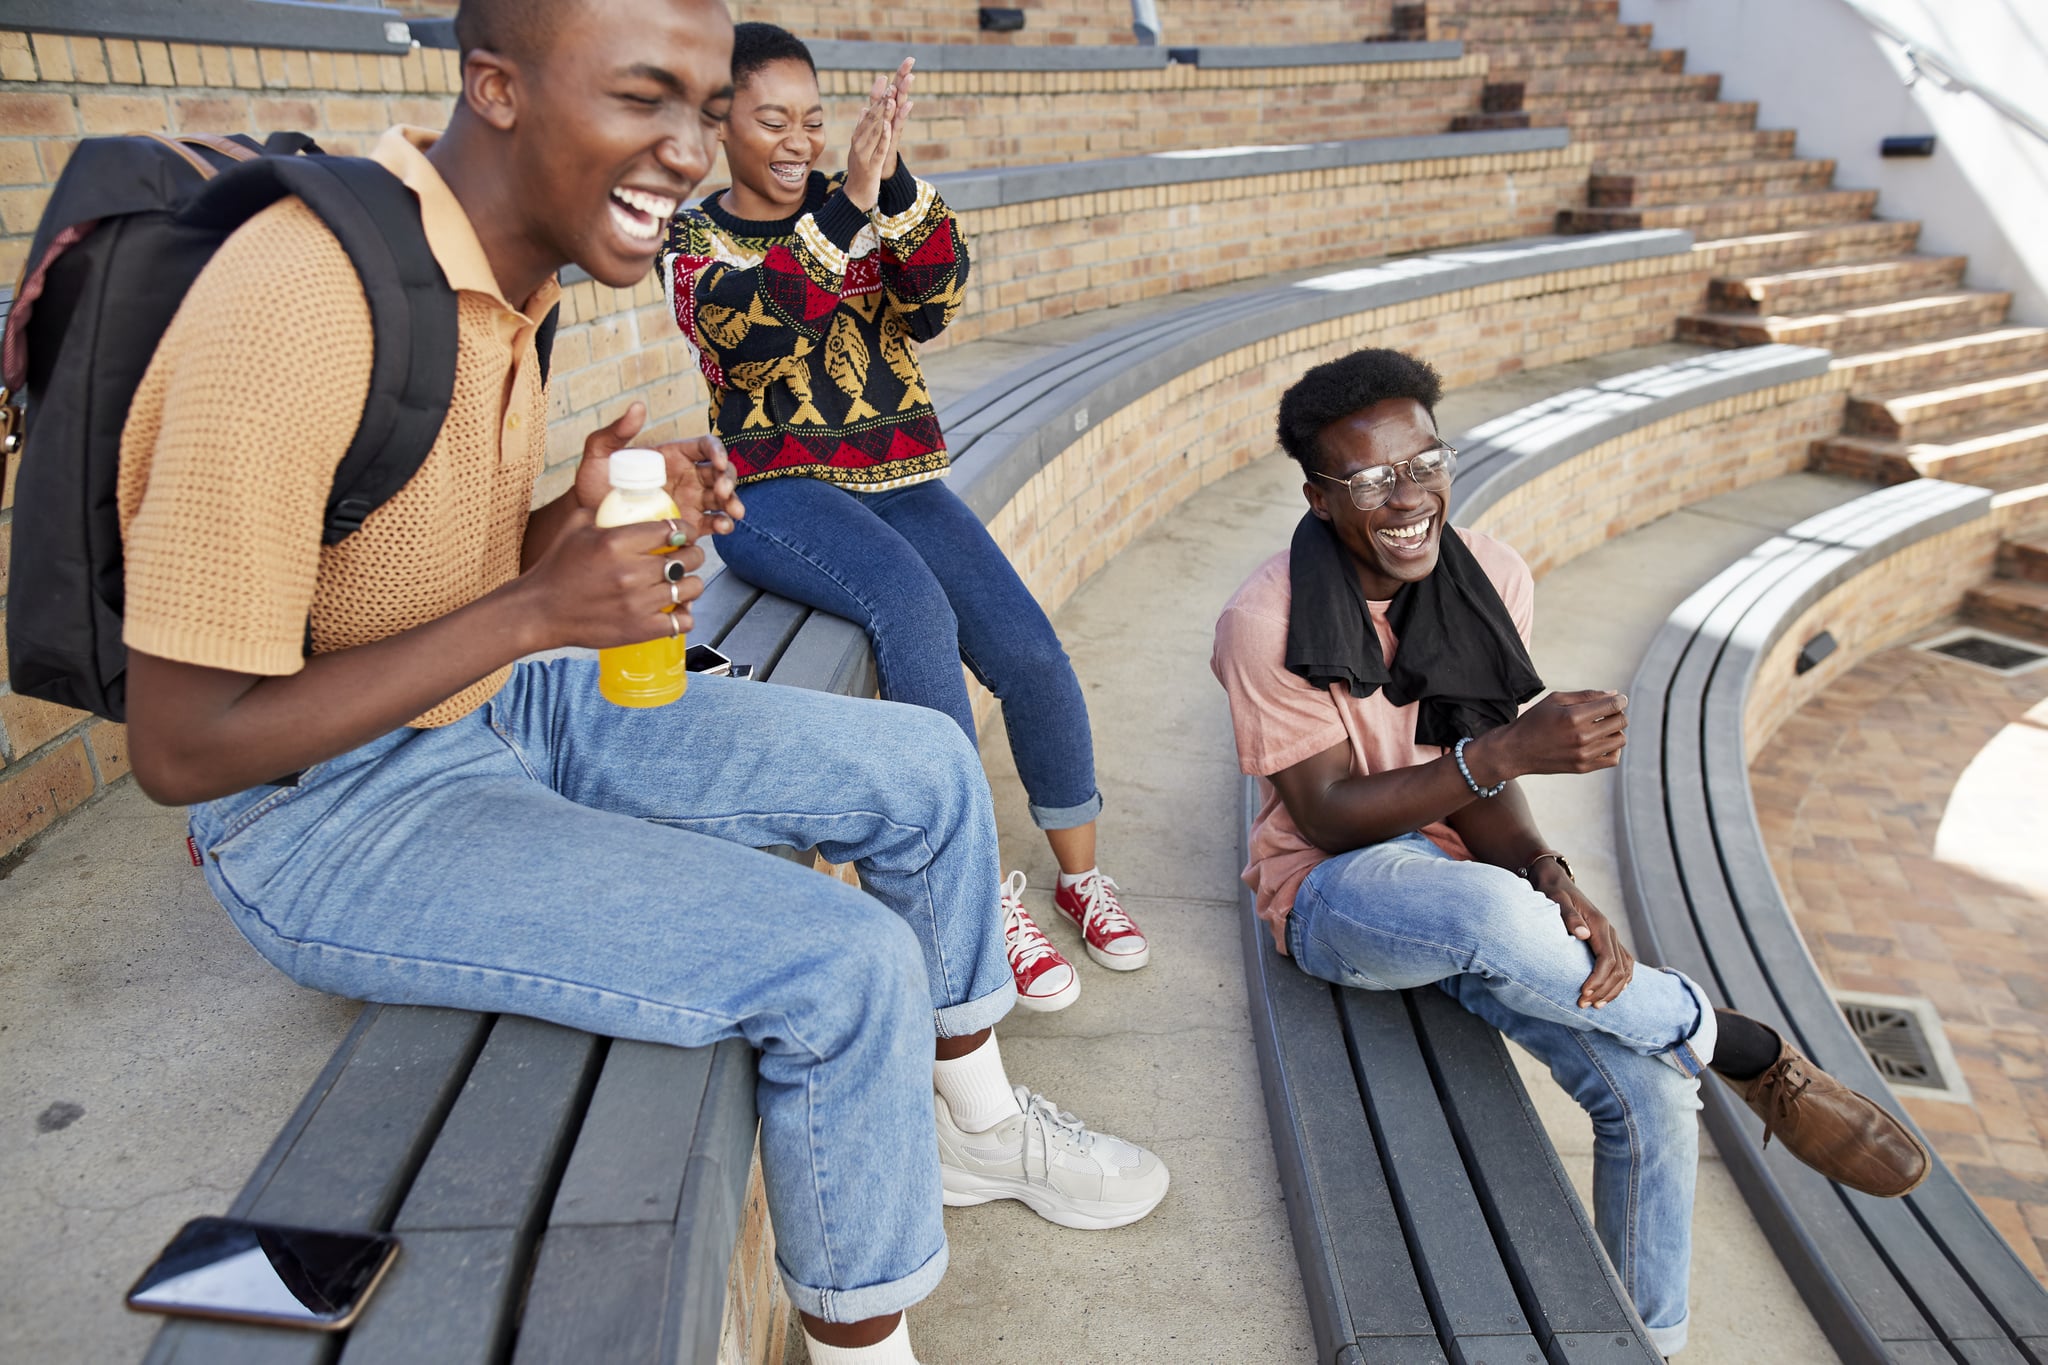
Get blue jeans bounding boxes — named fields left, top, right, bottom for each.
left=186, top=660, right=1015, bottom=1323
left=1287, top=833, right=1715, bottom=1356
left=716, top=476, right=1101, bottom=830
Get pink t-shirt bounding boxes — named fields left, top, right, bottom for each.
left=1209, top=529, right=1535, bottom=952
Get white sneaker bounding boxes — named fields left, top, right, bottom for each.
left=1001, top=872, right=1079, bottom=1012
left=936, top=1084, right=1169, bottom=1230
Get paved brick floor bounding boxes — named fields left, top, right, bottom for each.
left=1752, top=639, right=2048, bottom=1279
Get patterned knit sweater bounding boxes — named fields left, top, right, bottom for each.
left=660, top=161, right=969, bottom=490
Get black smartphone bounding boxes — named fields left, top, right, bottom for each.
left=125, top=1216, right=399, bottom=1331
left=685, top=643, right=733, bottom=675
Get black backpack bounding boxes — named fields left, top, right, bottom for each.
left=1, top=131, right=559, bottom=722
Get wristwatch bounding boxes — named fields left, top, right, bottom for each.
left=1517, top=851, right=1573, bottom=883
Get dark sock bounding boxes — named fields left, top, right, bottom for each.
left=1710, top=1009, right=1782, bottom=1081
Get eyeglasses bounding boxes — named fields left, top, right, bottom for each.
left=1309, top=443, right=1458, bottom=511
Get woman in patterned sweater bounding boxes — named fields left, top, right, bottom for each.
left=662, top=24, right=1148, bottom=1012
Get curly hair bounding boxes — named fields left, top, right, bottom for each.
left=732, top=21, right=816, bottom=89
left=1275, top=348, right=1444, bottom=473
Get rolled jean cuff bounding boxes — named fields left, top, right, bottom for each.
left=779, top=1240, right=948, bottom=1323
left=1645, top=1311, right=1689, bottom=1356
left=1656, top=968, right=1717, bottom=1080
left=1027, top=789, right=1102, bottom=831
left=935, top=979, right=1014, bottom=1038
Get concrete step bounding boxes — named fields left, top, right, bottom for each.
left=1963, top=578, right=2048, bottom=643
left=1682, top=290, right=2011, bottom=351
left=1539, top=99, right=1760, bottom=134
left=1811, top=416, right=2048, bottom=486
left=1691, top=218, right=1922, bottom=277
left=1563, top=187, right=1878, bottom=236
left=1708, top=254, right=1965, bottom=315
left=1524, top=73, right=1725, bottom=108
left=1485, top=46, right=1682, bottom=80
left=1996, top=537, right=2048, bottom=584
left=1587, top=128, right=1799, bottom=168
left=1591, top=158, right=1837, bottom=208
left=1845, top=368, right=2048, bottom=444
left=1832, top=326, right=2048, bottom=394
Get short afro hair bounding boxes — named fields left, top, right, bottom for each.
left=1276, top=348, right=1444, bottom=473
left=453, top=0, right=573, bottom=61
left=732, top=22, right=815, bottom=89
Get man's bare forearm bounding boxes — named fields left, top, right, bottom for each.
left=128, top=579, right=547, bottom=805
left=1443, top=781, right=1550, bottom=873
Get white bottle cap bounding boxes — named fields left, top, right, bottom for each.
left=609, top=448, right=667, bottom=490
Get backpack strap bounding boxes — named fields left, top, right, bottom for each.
left=536, top=300, right=561, bottom=387
left=180, top=155, right=459, bottom=544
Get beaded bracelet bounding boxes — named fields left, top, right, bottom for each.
left=1453, top=736, right=1507, bottom=799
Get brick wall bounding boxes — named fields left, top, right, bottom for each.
left=1469, top=371, right=1851, bottom=579
left=385, top=0, right=1138, bottom=46
left=939, top=143, right=1592, bottom=351
left=1743, top=520, right=2004, bottom=763
left=1157, top=0, right=1397, bottom=45
left=820, top=55, right=1488, bottom=176
left=972, top=252, right=1702, bottom=633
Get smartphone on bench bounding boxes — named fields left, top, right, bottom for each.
left=686, top=643, right=754, bottom=680
left=126, top=1216, right=399, bottom=1331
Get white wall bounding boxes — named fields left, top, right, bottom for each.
left=1617, top=0, right=2048, bottom=324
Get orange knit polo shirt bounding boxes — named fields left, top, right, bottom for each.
left=118, top=127, right=560, bottom=728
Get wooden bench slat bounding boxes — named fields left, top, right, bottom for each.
left=509, top=1224, right=675, bottom=1365
left=548, top=1040, right=714, bottom=1227
left=659, top=1039, right=763, bottom=1365
left=1336, top=989, right=1541, bottom=1350
left=143, top=1322, right=335, bottom=1365
left=327, top=1019, right=604, bottom=1364
left=1239, top=780, right=1443, bottom=1359
left=1408, top=990, right=1662, bottom=1362
left=334, top=1228, right=519, bottom=1365
left=392, top=1016, right=604, bottom=1232
left=768, top=610, right=877, bottom=699
left=716, top=594, right=811, bottom=681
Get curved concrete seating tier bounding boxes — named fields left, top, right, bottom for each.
left=924, top=129, right=1597, bottom=351
left=794, top=47, right=1490, bottom=180
left=1614, top=478, right=2042, bottom=1365
left=1240, top=776, right=1665, bottom=1364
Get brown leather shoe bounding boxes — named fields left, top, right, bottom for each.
left=1720, top=1034, right=1931, bottom=1198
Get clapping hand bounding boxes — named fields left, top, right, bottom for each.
left=843, top=57, right=916, bottom=211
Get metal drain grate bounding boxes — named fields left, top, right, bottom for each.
left=1843, top=1002, right=1939, bottom=1085
left=1916, top=627, right=2048, bottom=675
left=1832, top=991, right=1970, bottom=1101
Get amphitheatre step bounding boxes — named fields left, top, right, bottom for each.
left=1539, top=100, right=1761, bottom=134
left=1707, top=254, right=1966, bottom=315
left=1518, top=69, right=1721, bottom=101
left=1484, top=46, right=1682, bottom=80
left=1563, top=188, right=1878, bottom=236
left=1590, top=158, right=1837, bottom=208
left=1443, top=0, right=1620, bottom=18
left=1811, top=417, right=2048, bottom=486
left=1833, top=327, right=2048, bottom=394
left=1963, top=578, right=2048, bottom=644
left=1680, top=290, right=2012, bottom=351
left=1445, top=18, right=1653, bottom=45
left=1998, top=538, right=2048, bottom=583
left=1691, top=219, right=1923, bottom=277
left=1587, top=128, right=1799, bottom=169
left=1844, top=368, right=2048, bottom=444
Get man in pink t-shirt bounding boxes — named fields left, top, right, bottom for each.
left=1211, top=348, right=1929, bottom=1356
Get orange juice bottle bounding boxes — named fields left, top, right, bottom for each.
left=596, top=448, right=688, bottom=708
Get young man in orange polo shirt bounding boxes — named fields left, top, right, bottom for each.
left=114, top=2, right=1163, bottom=1360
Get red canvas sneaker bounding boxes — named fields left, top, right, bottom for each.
left=1002, top=872, right=1078, bottom=1011
left=1053, top=870, right=1150, bottom=971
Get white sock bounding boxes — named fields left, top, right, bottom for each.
left=933, top=1033, right=1024, bottom=1132
left=1057, top=866, right=1098, bottom=891
left=803, top=1315, right=919, bottom=1365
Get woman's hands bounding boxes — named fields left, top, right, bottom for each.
left=842, top=57, right=915, bottom=211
